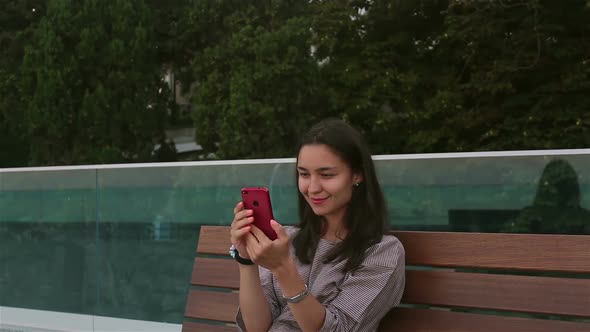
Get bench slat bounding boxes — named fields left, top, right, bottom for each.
left=185, top=289, right=239, bottom=323
left=198, top=226, right=590, bottom=273
left=396, top=231, right=590, bottom=273
left=197, top=226, right=231, bottom=254
left=403, top=269, right=590, bottom=317
left=191, top=257, right=239, bottom=289
left=379, top=308, right=590, bottom=332
left=182, top=291, right=589, bottom=332
left=181, top=321, right=236, bottom=332
left=189, top=257, right=590, bottom=317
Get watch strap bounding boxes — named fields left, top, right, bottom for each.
left=229, top=245, right=254, bottom=265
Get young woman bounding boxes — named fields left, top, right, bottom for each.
left=230, top=119, right=405, bottom=331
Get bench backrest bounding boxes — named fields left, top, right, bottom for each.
left=182, top=226, right=590, bottom=332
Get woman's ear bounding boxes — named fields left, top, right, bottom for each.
left=353, top=173, right=364, bottom=185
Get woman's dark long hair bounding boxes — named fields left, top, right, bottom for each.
left=291, top=118, right=389, bottom=273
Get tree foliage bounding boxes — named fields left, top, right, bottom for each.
left=309, top=0, right=452, bottom=154
left=0, top=0, right=46, bottom=167
left=428, top=0, right=590, bottom=152
left=18, top=0, right=170, bottom=165
left=182, top=0, right=589, bottom=158
left=182, top=0, right=329, bottom=159
left=0, top=0, right=588, bottom=166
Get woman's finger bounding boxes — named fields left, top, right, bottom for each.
left=233, top=201, right=244, bottom=215
left=233, top=209, right=253, bottom=223
left=231, top=224, right=252, bottom=240
left=232, top=216, right=253, bottom=230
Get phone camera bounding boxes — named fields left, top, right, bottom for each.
left=242, top=191, right=248, bottom=195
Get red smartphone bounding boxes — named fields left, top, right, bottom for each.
left=241, top=186, right=277, bottom=240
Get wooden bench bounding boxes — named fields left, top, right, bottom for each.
left=182, top=226, right=590, bottom=331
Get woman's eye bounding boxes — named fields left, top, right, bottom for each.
left=321, top=173, right=335, bottom=178
left=299, top=173, right=310, bottom=178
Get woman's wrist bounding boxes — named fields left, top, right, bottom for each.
left=271, top=258, right=300, bottom=288
left=274, top=261, right=308, bottom=301
left=238, top=263, right=258, bottom=272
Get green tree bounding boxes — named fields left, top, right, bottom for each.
left=310, top=0, right=450, bottom=154
left=144, top=0, right=192, bottom=128
left=0, top=0, right=45, bottom=167
left=181, top=0, right=589, bottom=158
left=144, top=0, right=187, bottom=67
left=185, top=0, right=329, bottom=159
left=6, top=0, right=588, bottom=165
left=20, top=0, right=170, bottom=165
left=417, top=0, right=590, bottom=152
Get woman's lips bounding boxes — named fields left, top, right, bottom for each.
left=310, top=197, right=328, bottom=204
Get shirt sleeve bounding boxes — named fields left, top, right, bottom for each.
left=235, top=266, right=283, bottom=331
left=319, top=237, right=406, bottom=332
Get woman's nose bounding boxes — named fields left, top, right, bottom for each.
left=308, top=176, right=321, bottom=193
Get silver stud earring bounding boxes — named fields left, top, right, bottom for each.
left=354, top=182, right=360, bottom=187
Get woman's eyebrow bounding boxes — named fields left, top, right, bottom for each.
left=297, top=166, right=337, bottom=172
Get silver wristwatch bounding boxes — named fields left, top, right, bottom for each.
left=283, top=284, right=309, bottom=303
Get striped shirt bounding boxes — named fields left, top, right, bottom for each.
left=236, top=226, right=406, bottom=331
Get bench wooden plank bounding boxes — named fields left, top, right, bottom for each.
left=197, top=226, right=231, bottom=254
left=190, top=257, right=590, bottom=317
left=181, top=321, right=236, bottom=332
left=403, top=269, right=590, bottom=317
left=198, top=226, right=590, bottom=273
left=396, top=231, right=590, bottom=273
left=185, top=289, right=239, bottom=323
left=183, top=288, right=589, bottom=332
left=379, top=308, right=589, bottom=332
left=191, top=257, right=239, bottom=289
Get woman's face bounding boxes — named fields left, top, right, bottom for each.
left=297, top=144, right=362, bottom=223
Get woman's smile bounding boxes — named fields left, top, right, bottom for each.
left=309, top=197, right=329, bottom=205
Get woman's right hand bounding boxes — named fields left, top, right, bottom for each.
left=230, top=201, right=254, bottom=259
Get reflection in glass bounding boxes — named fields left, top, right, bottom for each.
left=507, top=159, right=590, bottom=234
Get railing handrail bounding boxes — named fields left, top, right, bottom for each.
left=2, top=148, right=589, bottom=173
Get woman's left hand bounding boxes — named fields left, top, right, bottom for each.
left=245, top=220, right=292, bottom=272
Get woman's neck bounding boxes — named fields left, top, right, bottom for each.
left=322, top=214, right=348, bottom=242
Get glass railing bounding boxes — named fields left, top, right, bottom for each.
left=1, top=150, right=589, bottom=328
